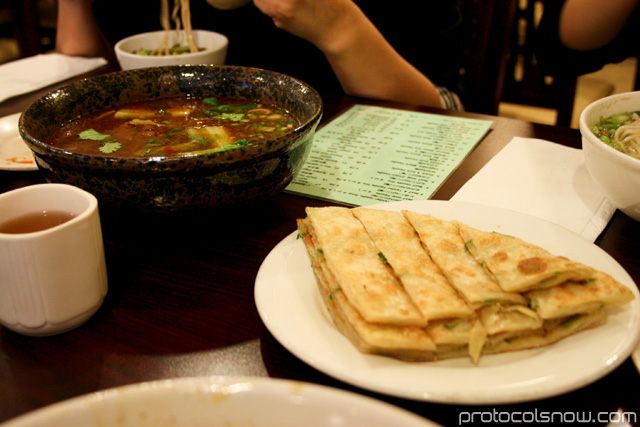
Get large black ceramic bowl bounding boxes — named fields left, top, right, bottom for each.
left=19, top=65, right=322, bottom=213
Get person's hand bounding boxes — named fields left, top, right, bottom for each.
left=252, top=0, right=355, bottom=52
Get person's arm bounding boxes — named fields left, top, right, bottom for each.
left=558, top=0, right=640, bottom=50
left=56, top=0, right=117, bottom=62
left=252, top=0, right=443, bottom=108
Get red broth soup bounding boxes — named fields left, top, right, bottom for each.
left=49, top=96, right=299, bottom=158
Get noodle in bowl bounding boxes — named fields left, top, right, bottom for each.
left=115, top=29, right=228, bottom=70
left=115, top=0, right=228, bottom=70
left=610, top=114, right=640, bottom=157
left=580, top=91, right=640, bottom=221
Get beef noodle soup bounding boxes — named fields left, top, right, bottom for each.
left=50, top=96, right=299, bottom=158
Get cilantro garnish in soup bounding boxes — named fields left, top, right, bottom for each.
left=51, top=96, right=298, bottom=157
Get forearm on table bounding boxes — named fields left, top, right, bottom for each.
left=254, top=0, right=443, bottom=108
left=319, top=6, right=442, bottom=108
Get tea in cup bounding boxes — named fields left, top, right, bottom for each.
left=0, top=183, right=108, bottom=336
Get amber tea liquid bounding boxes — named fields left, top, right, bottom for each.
left=0, top=210, right=76, bottom=234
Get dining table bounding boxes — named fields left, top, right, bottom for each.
left=0, top=63, right=639, bottom=427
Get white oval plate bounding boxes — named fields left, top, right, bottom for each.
left=3, top=376, right=438, bottom=426
left=255, top=200, right=640, bottom=404
left=0, top=113, right=37, bottom=171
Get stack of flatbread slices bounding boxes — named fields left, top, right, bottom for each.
left=296, top=206, right=635, bottom=363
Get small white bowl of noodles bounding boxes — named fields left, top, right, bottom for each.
left=580, top=91, right=640, bottom=221
left=115, top=29, right=228, bottom=70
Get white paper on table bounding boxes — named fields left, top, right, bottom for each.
left=0, top=53, right=107, bottom=103
left=451, top=137, right=616, bottom=242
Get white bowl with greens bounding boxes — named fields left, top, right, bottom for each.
left=115, top=29, right=228, bottom=70
left=580, top=91, right=640, bottom=221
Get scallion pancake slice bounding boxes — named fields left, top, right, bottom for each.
left=352, top=207, right=473, bottom=321
left=476, top=303, right=543, bottom=335
left=458, top=223, right=593, bottom=293
left=484, top=311, right=608, bottom=355
left=526, top=270, right=635, bottom=319
left=426, top=317, right=487, bottom=363
left=297, top=218, right=437, bottom=360
left=305, top=207, right=424, bottom=326
left=402, top=211, right=526, bottom=307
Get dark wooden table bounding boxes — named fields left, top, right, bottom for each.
left=1, top=69, right=639, bottom=427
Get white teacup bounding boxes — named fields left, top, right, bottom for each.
left=0, top=183, right=108, bottom=336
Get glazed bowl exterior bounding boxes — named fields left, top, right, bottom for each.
left=19, top=65, right=322, bottom=213
left=115, top=30, right=228, bottom=70
left=579, top=91, right=640, bottom=221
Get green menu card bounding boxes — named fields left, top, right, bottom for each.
left=285, top=104, right=493, bottom=206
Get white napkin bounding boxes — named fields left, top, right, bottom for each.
left=0, top=53, right=107, bottom=103
left=451, top=137, right=616, bottom=242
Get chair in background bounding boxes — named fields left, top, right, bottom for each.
left=2, top=0, right=43, bottom=58
left=458, top=0, right=579, bottom=127
left=499, top=0, right=578, bottom=127
left=1, top=0, right=57, bottom=62
left=456, top=0, right=517, bottom=116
